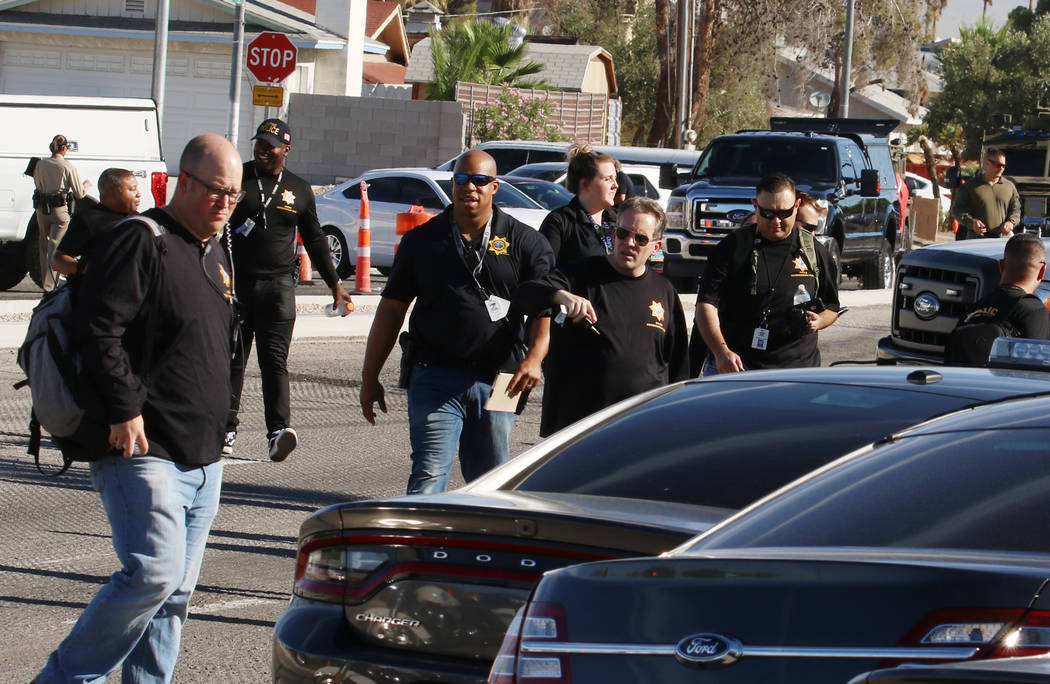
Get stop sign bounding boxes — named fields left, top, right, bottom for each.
left=246, top=32, right=297, bottom=83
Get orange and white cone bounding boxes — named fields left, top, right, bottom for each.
left=296, top=231, right=312, bottom=282
left=355, top=181, right=372, bottom=293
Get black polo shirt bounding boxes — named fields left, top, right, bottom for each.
left=383, top=206, right=554, bottom=377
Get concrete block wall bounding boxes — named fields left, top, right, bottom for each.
left=287, top=94, right=466, bottom=184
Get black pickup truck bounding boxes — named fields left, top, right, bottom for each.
left=661, top=118, right=906, bottom=291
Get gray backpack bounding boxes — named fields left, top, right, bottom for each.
left=15, top=216, right=166, bottom=474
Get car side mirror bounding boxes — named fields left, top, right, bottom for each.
left=659, top=163, right=679, bottom=190
left=860, top=168, right=880, bottom=197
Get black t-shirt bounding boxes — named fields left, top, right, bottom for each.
left=58, top=204, right=129, bottom=259
left=383, top=206, right=554, bottom=377
left=228, top=161, right=339, bottom=285
left=968, top=285, right=1050, bottom=339
left=539, top=196, right=617, bottom=268
left=516, top=256, right=689, bottom=436
left=699, top=225, right=840, bottom=369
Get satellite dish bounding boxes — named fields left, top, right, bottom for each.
left=809, top=91, right=831, bottom=108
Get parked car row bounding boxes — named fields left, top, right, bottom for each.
left=273, top=359, right=1050, bottom=683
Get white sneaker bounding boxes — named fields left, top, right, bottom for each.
left=222, top=431, right=236, bottom=456
left=268, top=427, right=297, bottom=462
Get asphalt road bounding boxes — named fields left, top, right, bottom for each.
left=0, top=278, right=890, bottom=682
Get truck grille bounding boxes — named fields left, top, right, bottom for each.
left=892, top=263, right=983, bottom=353
left=688, top=198, right=749, bottom=239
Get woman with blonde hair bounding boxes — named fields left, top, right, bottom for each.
left=539, top=143, right=619, bottom=267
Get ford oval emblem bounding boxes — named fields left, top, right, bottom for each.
left=913, top=292, right=941, bottom=321
left=727, top=210, right=751, bottom=223
left=674, top=632, right=743, bottom=669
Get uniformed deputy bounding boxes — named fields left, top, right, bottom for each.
left=695, top=172, right=840, bottom=373
left=33, top=134, right=87, bottom=291
left=951, top=147, right=1021, bottom=240
left=539, top=144, right=619, bottom=268
left=226, top=118, right=353, bottom=462
left=516, top=196, right=688, bottom=436
left=360, top=150, right=554, bottom=494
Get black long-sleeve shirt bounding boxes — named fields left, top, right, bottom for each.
left=538, top=196, right=617, bottom=268
left=73, top=208, right=234, bottom=466
left=516, top=256, right=689, bottom=436
left=228, top=161, right=340, bottom=286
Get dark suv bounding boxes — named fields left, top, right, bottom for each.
left=662, top=118, right=906, bottom=291
left=876, top=238, right=1050, bottom=364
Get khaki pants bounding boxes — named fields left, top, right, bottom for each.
left=36, top=206, right=70, bottom=292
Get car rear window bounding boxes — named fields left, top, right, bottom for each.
left=512, top=381, right=971, bottom=510
left=691, top=428, right=1050, bottom=553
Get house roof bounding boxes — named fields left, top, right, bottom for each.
left=365, top=0, right=408, bottom=64
left=405, top=37, right=615, bottom=93
left=363, top=60, right=407, bottom=84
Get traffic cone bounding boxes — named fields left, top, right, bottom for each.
left=395, top=205, right=436, bottom=255
left=296, top=231, right=312, bottom=283
left=355, top=181, right=372, bottom=293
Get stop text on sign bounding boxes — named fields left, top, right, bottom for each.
left=246, top=32, right=297, bottom=83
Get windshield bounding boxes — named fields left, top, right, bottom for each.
left=1004, top=148, right=1049, bottom=177
left=511, top=381, right=971, bottom=510
left=435, top=180, right=541, bottom=209
left=694, top=139, right=838, bottom=185
left=690, top=428, right=1050, bottom=554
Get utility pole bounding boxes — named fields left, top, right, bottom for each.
left=228, top=0, right=246, bottom=146
left=675, top=0, right=691, bottom=147
left=838, top=0, right=855, bottom=118
left=151, top=0, right=170, bottom=135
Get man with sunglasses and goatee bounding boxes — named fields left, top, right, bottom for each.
left=952, top=147, right=1020, bottom=241
left=695, top=172, right=840, bottom=374
left=516, top=196, right=688, bottom=436
left=360, top=150, right=553, bottom=494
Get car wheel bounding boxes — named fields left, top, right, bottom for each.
left=323, top=226, right=354, bottom=280
left=826, top=237, right=842, bottom=286
left=863, top=238, right=892, bottom=290
left=25, top=217, right=42, bottom=289
left=0, top=238, right=27, bottom=291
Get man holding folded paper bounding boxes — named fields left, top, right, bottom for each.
left=359, top=150, right=554, bottom=494
left=516, top=196, right=689, bottom=436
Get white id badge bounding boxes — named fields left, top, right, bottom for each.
left=751, top=327, right=770, bottom=350
left=485, top=295, right=511, bottom=322
left=236, top=217, right=256, bottom=236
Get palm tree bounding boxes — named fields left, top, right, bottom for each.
left=428, top=20, right=546, bottom=101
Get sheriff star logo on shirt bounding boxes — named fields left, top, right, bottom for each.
left=218, top=263, right=232, bottom=300
left=488, top=236, right=510, bottom=255
left=793, top=256, right=810, bottom=274
left=281, top=189, right=296, bottom=205
left=649, top=300, right=665, bottom=322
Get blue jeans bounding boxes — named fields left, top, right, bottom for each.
left=406, top=365, right=515, bottom=494
left=36, top=456, right=223, bottom=684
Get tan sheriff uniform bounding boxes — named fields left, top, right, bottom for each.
left=33, top=153, right=86, bottom=291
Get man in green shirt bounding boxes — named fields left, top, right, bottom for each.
left=952, top=147, right=1021, bottom=240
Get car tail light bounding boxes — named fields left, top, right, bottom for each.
left=151, top=171, right=168, bottom=207
left=293, top=538, right=392, bottom=602
left=489, top=601, right=571, bottom=683
left=898, top=608, right=1050, bottom=662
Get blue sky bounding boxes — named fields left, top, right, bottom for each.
left=937, top=1, right=1024, bottom=39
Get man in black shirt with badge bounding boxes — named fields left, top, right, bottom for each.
left=227, top=119, right=353, bottom=462
left=360, top=150, right=554, bottom=494
left=516, top=196, right=688, bottom=436
left=696, top=172, right=840, bottom=373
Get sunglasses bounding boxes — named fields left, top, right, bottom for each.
left=614, top=226, right=653, bottom=246
left=756, top=205, right=796, bottom=220
left=182, top=169, right=246, bottom=204
left=453, top=173, right=497, bottom=187
left=986, top=160, right=1006, bottom=169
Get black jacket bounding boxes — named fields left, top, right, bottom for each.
left=539, top=196, right=617, bottom=268
left=74, top=208, right=235, bottom=466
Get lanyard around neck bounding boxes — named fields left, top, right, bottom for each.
left=452, top=216, right=492, bottom=296
left=254, top=167, right=284, bottom=215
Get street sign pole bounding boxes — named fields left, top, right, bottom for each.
left=151, top=0, right=170, bottom=137
left=228, top=0, right=245, bottom=146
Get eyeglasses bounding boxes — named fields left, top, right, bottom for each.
left=453, top=173, right=496, bottom=187
left=986, top=159, right=1006, bottom=169
left=182, top=169, right=245, bottom=204
left=614, top=226, right=653, bottom=246
left=756, top=205, right=796, bottom=220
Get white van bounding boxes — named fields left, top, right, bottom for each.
left=0, top=95, right=168, bottom=290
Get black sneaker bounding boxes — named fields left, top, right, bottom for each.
left=222, top=431, right=236, bottom=456
left=268, top=427, right=297, bottom=462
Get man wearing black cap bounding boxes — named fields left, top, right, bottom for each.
left=226, top=118, right=353, bottom=461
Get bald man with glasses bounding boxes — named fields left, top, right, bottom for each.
left=952, top=147, right=1021, bottom=240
